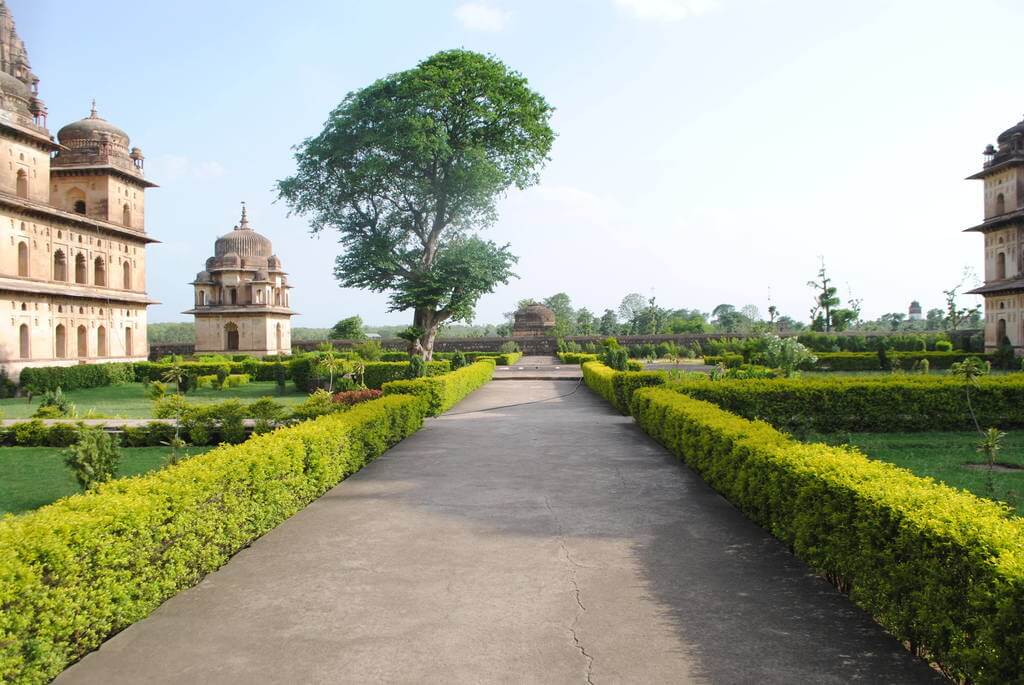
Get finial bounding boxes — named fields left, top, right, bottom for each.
left=89, top=99, right=97, bottom=118
left=239, top=201, right=250, bottom=229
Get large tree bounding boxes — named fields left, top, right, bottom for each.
left=330, top=315, right=366, bottom=340
left=278, top=50, right=555, bottom=358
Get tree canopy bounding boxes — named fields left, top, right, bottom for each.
left=278, top=49, right=555, bottom=358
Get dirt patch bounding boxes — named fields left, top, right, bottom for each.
left=962, top=462, right=1024, bottom=473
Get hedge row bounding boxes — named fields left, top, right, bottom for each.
left=363, top=361, right=450, bottom=390
left=19, top=363, right=135, bottom=394
left=135, top=360, right=284, bottom=384
left=0, top=395, right=427, bottom=683
left=630, top=387, right=1024, bottom=683
left=377, top=351, right=522, bottom=365
left=558, top=352, right=599, bottom=364
left=665, top=375, right=1024, bottom=432
left=383, top=359, right=495, bottom=416
left=812, top=351, right=991, bottom=371
left=703, top=353, right=744, bottom=368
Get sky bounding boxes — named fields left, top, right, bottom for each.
left=13, top=0, right=1023, bottom=327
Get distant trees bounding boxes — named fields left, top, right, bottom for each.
left=330, top=316, right=366, bottom=340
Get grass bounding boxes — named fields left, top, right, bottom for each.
left=0, top=382, right=309, bottom=419
left=807, top=431, right=1024, bottom=516
left=0, top=445, right=214, bottom=516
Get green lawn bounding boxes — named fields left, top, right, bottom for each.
left=0, top=382, right=309, bottom=419
left=808, top=431, right=1024, bottom=516
left=0, top=445, right=214, bottom=516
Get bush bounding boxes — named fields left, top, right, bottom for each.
left=0, top=395, right=427, bottom=683
left=362, top=361, right=450, bottom=389
left=63, top=427, right=121, bottom=491
left=935, top=340, right=953, bottom=352
left=812, top=351, right=992, bottom=372
left=582, top=361, right=617, bottom=408
left=602, top=347, right=629, bottom=371
left=382, top=359, right=495, bottom=416
left=352, top=340, right=384, bottom=361
left=450, top=351, right=468, bottom=370
left=120, top=422, right=178, bottom=448
left=0, top=420, right=83, bottom=448
left=558, top=352, right=599, bottom=365
left=703, top=353, right=743, bottom=368
left=630, top=387, right=1024, bottom=683
left=499, top=341, right=520, bottom=354
left=289, top=389, right=340, bottom=422
left=664, top=374, right=1024, bottom=433
left=331, top=389, right=383, bottom=407
left=19, top=363, right=134, bottom=394
left=223, top=374, right=250, bottom=388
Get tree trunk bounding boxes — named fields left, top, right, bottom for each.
left=409, top=308, right=438, bottom=360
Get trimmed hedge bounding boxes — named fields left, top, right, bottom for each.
left=813, top=351, right=992, bottom=371
left=630, top=387, right=1024, bottom=683
left=0, top=395, right=426, bottom=683
left=665, top=375, right=1024, bottom=432
left=135, top=361, right=284, bottom=384
left=363, top=360, right=450, bottom=390
left=582, top=361, right=667, bottom=414
left=382, top=359, right=495, bottom=416
left=558, top=352, right=599, bottom=365
left=703, top=353, right=744, bottom=368
left=582, top=361, right=617, bottom=409
left=19, top=363, right=134, bottom=393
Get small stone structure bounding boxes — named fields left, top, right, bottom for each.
left=908, top=301, right=922, bottom=321
left=512, top=303, right=556, bottom=339
left=184, top=204, right=294, bottom=356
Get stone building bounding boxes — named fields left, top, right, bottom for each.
left=908, top=300, right=922, bottom=321
left=0, top=1, right=156, bottom=380
left=185, top=205, right=294, bottom=356
left=512, top=302, right=556, bottom=338
left=966, top=115, right=1024, bottom=351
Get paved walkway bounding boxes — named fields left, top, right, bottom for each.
left=57, top=381, right=941, bottom=684
left=493, top=355, right=582, bottom=380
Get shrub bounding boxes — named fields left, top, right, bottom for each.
left=0, top=395, right=426, bottom=682
left=762, top=334, right=817, bottom=376
left=63, top=427, right=121, bottom=491
left=223, top=373, right=250, bottom=388
left=582, top=361, right=617, bottom=408
left=352, top=340, right=384, bottom=361
left=602, top=347, right=629, bottom=371
left=935, top=340, right=953, bottom=352
left=499, top=341, right=520, bottom=354
left=19, top=363, right=134, bottom=394
left=362, top=361, right=449, bottom=389
left=331, top=389, right=383, bottom=406
left=558, top=352, right=599, bottom=365
left=812, top=351, right=992, bottom=372
left=195, top=374, right=217, bottom=389
left=152, top=394, right=190, bottom=420
left=120, top=422, right=178, bottom=448
left=450, top=351, right=468, bottom=370
left=289, top=389, right=341, bottom=422
left=663, top=375, right=1024, bottom=433
left=630, top=387, right=1024, bottom=683
left=34, top=387, right=73, bottom=418
left=405, top=355, right=426, bottom=379
left=703, top=353, right=743, bottom=368
left=382, top=359, right=495, bottom=416
left=0, top=369, right=16, bottom=399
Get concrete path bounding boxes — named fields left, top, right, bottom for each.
left=57, top=381, right=941, bottom=684
left=493, top=355, right=582, bottom=380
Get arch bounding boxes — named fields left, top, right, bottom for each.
left=94, top=256, right=106, bottom=286
left=66, top=187, right=86, bottom=214
left=75, top=252, right=87, bottom=284
left=53, top=249, right=66, bottom=281
left=97, top=325, right=107, bottom=357
left=17, top=240, right=27, bottom=276
left=55, top=323, right=66, bottom=358
left=198, top=290, right=206, bottom=306
left=18, top=323, right=29, bottom=359
left=77, top=325, right=87, bottom=358
left=274, top=289, right=281, bottom=306
left=229, top=288, right=238, bottom=305
left=122, top=261, right=131, bottom=290
left=15, top=169, right=27, bottom=198
left=997, top=318, right=1008, bottom=345
left=122, top=203, right=131, bottom=227
left=225, top=322, right=239, bottom=351
left=997, top=252, right=1007, bottom=280
left=996, top=193, right=1006, bottom=215
left=276, top=322, right=283, bottom=351
left=124, top=326, right=133, bottom=356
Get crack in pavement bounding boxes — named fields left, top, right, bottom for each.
left=545, top=496, right=595, bottom=684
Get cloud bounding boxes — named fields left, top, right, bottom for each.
left=454, top=2, right=511, bottom=31
left=613, top=0, right=719, bottom=21
left=148, top=155, right=226, bottom=181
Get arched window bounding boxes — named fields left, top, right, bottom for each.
left=94, top=257, right=106, bottom=286
left=122, top=261, right=131, bottom=290
left=276, top=323, right=283, bottom=351
left=997, top=318, right=1008, bottom=345
left=15, top=169, right=27, bottom=198
left=97, top=325, right=107, bottom=357
left=17, top=241, right=28, bottom=277
left=122, top=203, right=131, bottom=227
left=229, top=288, right=237, bottom=305
left=18, top=323, right=29, bottom=359
left=198, top=290, right=206, bottom=306
left=55, top=324, right=66, bottom=358
left=77, top=325, right=88, bottom=358
left=53, top=250, right=66, bottom=281
left=75, top=253, right=87, bottom=284
left=73, top=200, right=86, bottom=214
left=225, top=322, right=239, bottom=351
left=997, top=252, right=1007, bottom=280
left=125, top=326, right=133, bottom=356
left=274, top=289, right=281, bottom=306
left=996, top=193, right=1006, bottom=215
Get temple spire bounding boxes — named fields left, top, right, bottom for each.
left=89, top=99, right=97, bottom=118
left=238, top=201, right=250, bottom=230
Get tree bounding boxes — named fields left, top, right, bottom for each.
left=598, top=309, right=619, bottom=336
left=330, top=315, right=366, bottom=340
left=618, top=293, right=647, bottom=332
left=880, top=312, right=906, bottom=331
left=944, top=272, right=982, bottom=331
left=808, top=260, right=840, bottom=332
left=925, top=308, right=945, bottom=331
left=575, top=307, right=596, bottom=336
left=543, top=292, right=576, bottom=337
left=278, top=50, right=555, bottom=359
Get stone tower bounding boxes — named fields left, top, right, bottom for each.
left=186, top=205, right=294, bottom=356
left=0, top=1, right=156, bottom=380
left=966, top=115, right=1024, bottom=351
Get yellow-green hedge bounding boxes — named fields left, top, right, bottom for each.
left=0, top=395, right=426, bottom=684
left=558, top=352, right=599, bottom=364
left=630, top=387, right=1024, bottom=683
left=582, top=361, right=666, bottom=414
left=582, top=361, right=617, bottom=408
left=382, top=359, right=495, bottom=416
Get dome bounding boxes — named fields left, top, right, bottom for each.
left=997, top=117, right=1024, bottom=144
left=0, top=71, right=30, bottom=100
left=57, top=103, right=129, bottom=146
left=515, top=303, right=556, bottom=325
left=214, top=206, right=273, bottom=259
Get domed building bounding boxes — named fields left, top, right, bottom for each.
left=0, top=0, right=157, bottom=380
left=512, top=302, right=556, bottom=338
left=185, top=204, right=294, bottom=355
